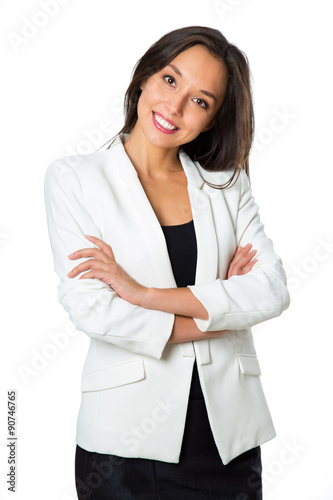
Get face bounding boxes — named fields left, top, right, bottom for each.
left=135, top=44, right=228, bottom=150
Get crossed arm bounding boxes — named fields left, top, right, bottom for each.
left=45, top=161, right=289, bottom=357
left=67, top=235, right=257, bottom=344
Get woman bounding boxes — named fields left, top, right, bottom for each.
left=44, top=26, right=290, bottom=499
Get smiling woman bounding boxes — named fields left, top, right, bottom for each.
left=44, top=25, right=290, bottom=500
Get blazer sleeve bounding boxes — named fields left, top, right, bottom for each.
left=187, top=169, right=290, bottom=332
left=44, top=159, right=175, bottom=359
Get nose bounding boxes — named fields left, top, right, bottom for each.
left=165, top=92, right=186, bottom=116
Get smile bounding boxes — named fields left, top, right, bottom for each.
left=152, top=111, right=179, bottom=134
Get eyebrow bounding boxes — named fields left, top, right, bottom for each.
left=167, top=64, right=217, bottom=102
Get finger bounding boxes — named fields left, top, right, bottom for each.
left=68, top=247, right=110, bottom=263
left=240, top=259, right=258, bottom=275
left=67, top=259, right=112, bottom=277
left=230, top=244, right=253, bottom=268
left=236, top=249, right=257, bottom=270
left=78, top=271, right=93, bottom=279
left=78, top=269, right=121, bottom=289
left=78, top=271, right=98, bottom=280
left=84, top=235, right=115, bottom=259
left=229, top=247, right=257, bottom=274
left=78, top=268, right=117, bottom=281
left=228, top=251, right=257, bottom=279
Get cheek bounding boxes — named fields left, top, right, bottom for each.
left=185, top=112, right=210, bottom=132
left=140, top=81, right=164, bottom=107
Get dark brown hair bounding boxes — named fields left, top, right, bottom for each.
left=101, top=25, right=254, bottom=188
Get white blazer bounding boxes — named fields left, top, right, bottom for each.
left=44, top=132, right=290, bottom=465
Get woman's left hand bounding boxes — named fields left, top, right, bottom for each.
left=67, top=235, right=145, bottom=305
left=227, top=243, right=258, bottom=279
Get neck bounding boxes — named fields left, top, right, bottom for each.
left=122, top=124, right=182, bottom=180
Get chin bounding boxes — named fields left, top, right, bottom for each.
left=143, top=128, right=180, bottom=147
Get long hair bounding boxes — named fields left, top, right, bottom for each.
left=100, top=26, right=254, bottom=189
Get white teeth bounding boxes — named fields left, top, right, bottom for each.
left=154, top=112, right=177, bottom=130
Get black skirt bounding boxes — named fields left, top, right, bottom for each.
left=75, top=398, right=262, bottom=499
left=75, top=220, right=262, bottom=499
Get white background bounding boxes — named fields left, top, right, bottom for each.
left=1, top=0, right=332, bottom=498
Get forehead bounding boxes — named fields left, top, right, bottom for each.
left=166, top=45, right=228, bottom=98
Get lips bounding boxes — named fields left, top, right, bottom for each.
left=152, top=111, right=180, bottom=134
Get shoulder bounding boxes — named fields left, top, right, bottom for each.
left=44, top=139, right=122, bottom=193
left=45, top=149, right=109, bottom=178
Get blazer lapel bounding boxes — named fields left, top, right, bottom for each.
left=178, top=151, right=218, bottom=286
left=179, top=151, right=218, bottom=365
left=112, top=134, right=177, bottom=288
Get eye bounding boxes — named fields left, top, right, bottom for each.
left=163, top=75, right=176, bottom=86
left=193, top=98, right=208, bottom=109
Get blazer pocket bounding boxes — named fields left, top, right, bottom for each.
left=81, top=359, right=145, bottom=392
left=237, top=353, right=261, bottom=376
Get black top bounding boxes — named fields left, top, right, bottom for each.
left=161, top=219, right=204, bottom=401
